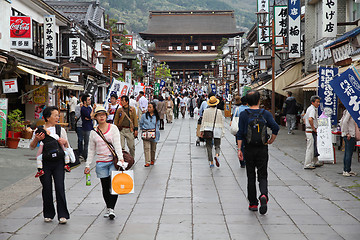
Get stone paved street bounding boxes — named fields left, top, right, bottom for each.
left=0, top=116, right=360, bottom=240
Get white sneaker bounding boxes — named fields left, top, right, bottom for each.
left=59, top=217, right=67, bottom=224
left=349, top=171, right=357, bottom=176
left=104, top=208, right=110, bottom=218
left=343, top=171, right=351, bottom=177
left=44, top=218, right=52, bottom=222
left=109, top=208, right=116, bottom=220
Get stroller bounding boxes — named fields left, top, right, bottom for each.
left=196, top=117, right=205, bottom=146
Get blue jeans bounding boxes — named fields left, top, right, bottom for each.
left=82, top=130, right=91, bottom=160
left=76, top=127, right=83, bottom=157
left=343, top=137, right=356, bottom=172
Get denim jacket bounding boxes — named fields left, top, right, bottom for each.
left=140, top=113, right=160, bottom=142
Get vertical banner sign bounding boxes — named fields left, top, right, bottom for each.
left=10, top=16, right=32, bottom=49
left=330, top=67, right=360, bottom=127
left=44, top=15, right=56, bottom=60
left=125, top=71, right=132, bottom=84
left=69, top=38, right=80, bottom=57
left=274, top=6, right=288, bottom=50
left=104, top=79, right=131, bottom=110
left=323, top=0, right=337, bottom=38
left=288, top=0, right=301, bottom=58
left=0, top=99, right=8, bottom=142
left=318, top=66, right=338, bottom=126
left=211, top=84, right=217, bottom=94
left=81, top=40, right=87, bottom=60
left=125, top=35, right=133, bottom=47
left=154, top=83, right=160, bottom=96
left=257, top=0, right=270, bottom=43
left=317, top=117, right=334, bottom=162
left=225, top=82, right=229, bottom=96
left=160, top=80, right=165, bottom=89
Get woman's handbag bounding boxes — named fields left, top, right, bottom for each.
left=95, top=128, right=134, bottom=171
left=202, top=109, right=217, bottom=139
left=141, top=129, right=156, bottom=140
left=230, top=107, right=239, bottom=136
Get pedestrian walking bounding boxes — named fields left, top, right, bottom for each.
left=68, top=92, right=77, bottom=131
left=81, top=94, right=94, bottom=161
left=107, top=94, right=119, bottom=124
left=283, top=91, right=298, bottom=134
left=304, top=95, right=323, bottom=169
left=180, top=95, right=187, bottom=118
left=188, top=94, right=196, bottom=118
left=140, top=102, right=160, bottom=167
left=173, top=94, right=180, bottom=119
left=30, top=106, right=70, bottom=224
left=138, top=91, right=148, bottom=117
left=129, top=95, right=138, bottom=115
left=75, top=100, right=84, bottom=161
left=157, top=96, right=166, bottom=130
left=230, top=96, right=249, bottom=168
left=200, top=96, right=224, bottom=168
left=165, top=96, right=174, bottom=123
left=340, top=109, right=358, bottom=177
left=84, top=106, right=124, bottom=220
left=113, top=95, right=138, bottom=158
left=237, top=90, right=279, bottom=215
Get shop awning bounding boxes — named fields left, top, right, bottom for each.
left=283, top=72, right=318, bottom=91
left=66, top=84, right=84, bottom=91
left=17, top=65, right=74, bottom=87
left=255, top=63, right=303, bottom=96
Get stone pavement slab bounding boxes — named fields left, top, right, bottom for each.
left=0, top=116, right=359, bottom=240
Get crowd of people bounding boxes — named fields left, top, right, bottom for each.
left=29, top=86, right=358, bottom=224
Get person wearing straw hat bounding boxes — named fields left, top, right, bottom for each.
left=200, top=96, right=225, bottom=168
left=84, top=105, right=124, bottom=220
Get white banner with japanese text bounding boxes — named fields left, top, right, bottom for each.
left=317, top=117, right=334, bottom=162
left=104, top=79, right=131, bottom=110
left=288, top=0, right=301, bottom=58
left=274, top=6, right=287, bottom=50
left=44, top=15, right=56, bottom=59
left=69, top=38, right=80, bottom=57
left=322, top=0, right=337, bottom=38
left=257, top=0, right=270, bottom=44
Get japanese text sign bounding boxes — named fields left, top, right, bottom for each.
left=44, top=15, right=56, bottom=60
left=10, top=16, right=32, bottom=49
left=317, top=117, right=334, bottom=162
left=318, top=67, right=338, bottom=126
left=274, top=6, right=287, bottom=50
left=288, top=0, right=301, bottom=58
left=69, top=38, right=80, bottom=57
left=330, top=67, right=360, bottom=127
left=257, top=0, right=270, bottom=44
left=2, top=78, right=18, bottom=93
left=211, top=83, right=217, bottom=94
left=81, top=40, right=87, bottom=60
left=104, top=79, right=131, bottom=110
left=323, top=0, right=337, bottom=38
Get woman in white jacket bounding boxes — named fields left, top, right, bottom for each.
left=340, top=110, right=358, bottom=177
left=200, top=96, right=225, bottom=168
left=84, top=106, right=124, bottom=219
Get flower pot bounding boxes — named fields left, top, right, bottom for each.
left=7, top=137, right=20, bottom=149
left=8, top=131, right=22, bottom=139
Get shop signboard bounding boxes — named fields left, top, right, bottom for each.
left=0, top=98, right=8, bottom=142
left=125, top=35, right=133, bottom=47
left=322, top=0, right=337, bottom=38
left=317, top=117, right=334, bottom=162
left=69, top=38, right=80, bottom=57
left=211, top=83, right=216, bottom=94
left=288, top=0, right=301, bottom=58
left=330, top=67, right=360, bottom=127
left=318, top=66, right=338, bottom=126
left=2, top=78, right=18, bottom=93
left=104, top=79, right=131, bottom=109
left=125, top=71, right=132, bottom=84
left=44, top=15, right=56, bottom=60
left=10, top=16, right=32, bottom=49
left=154, top=83, right=160, bottom=96
left=274, top=6, right=287, bottom=50
left=81, top=40, right=87, bottom=60
left=257, top=0, right=270, bottom=44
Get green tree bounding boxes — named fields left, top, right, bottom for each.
left=155, top=62, right=172, bottom=81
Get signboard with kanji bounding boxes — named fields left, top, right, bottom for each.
left=69, top=38, right=80, bottom=57
left=10, top=16, right=32, bottom=49
left=322, top=0, right=337, bottom=38
left=44, top=15, right=56, bottom=59
left=288, top=0, right=301, bottom=58
left=274, top=6, right=287, bottom=50
left=2, top=78, right=18, bottom=93
left=257, top=0, right=270, bottom=44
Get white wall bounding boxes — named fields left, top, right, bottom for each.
left=95, top=40, right=102, bottom=72
left=0, top=0, right=11, bottom=51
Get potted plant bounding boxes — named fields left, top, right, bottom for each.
left=7, top=109, right=25, bottom=149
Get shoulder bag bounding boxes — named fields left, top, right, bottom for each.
left=94, top=127, right=134, bottom=171
left=230, top=107, right=239, bottom=136
left=141, top=117, right=156, bottom=140
left=203, top=109, right=217, bottom=139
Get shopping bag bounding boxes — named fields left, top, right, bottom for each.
left=230, top=107, right=239, bottom=136
left=111, top=170, right=134, bottom=195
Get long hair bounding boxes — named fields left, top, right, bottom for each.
left=146, top=102, right=160, bottom=121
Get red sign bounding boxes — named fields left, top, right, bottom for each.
left=10, top=16, right=31, bottom=38
left=125, top=35, right=133, bottom=47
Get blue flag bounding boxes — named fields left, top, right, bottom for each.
left=329, top=67, right=360, bottom=127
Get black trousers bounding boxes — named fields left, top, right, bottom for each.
left=39, top=160, right=70, bottom=220
left=101, top=176, right=118, bottom=209
left=189, top=106, right=194, bottom=117
left=243, top=145, right=269, bottom=206
left=69, top=111, right=75, bottom=130
left=159, top=119, right=164, bottom=129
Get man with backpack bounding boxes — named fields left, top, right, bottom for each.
left=237, top=90, right=279, bottom=215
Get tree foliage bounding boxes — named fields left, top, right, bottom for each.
left=155, top=63, right=172, bottom=80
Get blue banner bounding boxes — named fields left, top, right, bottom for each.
left=225, top=82, right=230, bottom=96
left=288, top=0, right=300, bottom=21
left=318, top=66, right=338, bottom=126
left=211, top=84, right=216, bottom=94
left=160, top=80, right=165, bottom=89
left=330, top=67, right=360, bottom=127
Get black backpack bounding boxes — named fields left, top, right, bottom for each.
left=245, top=109, right=267, bottom=146
left=37, top=125, right=65, bottom=162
